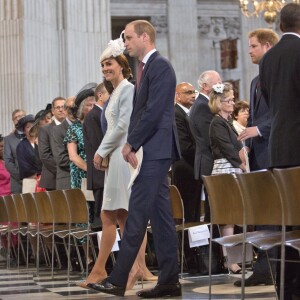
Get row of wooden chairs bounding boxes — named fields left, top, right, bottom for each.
left=202, top=167, right=300, bottom=300
left=0, top=189, right=97, bottom=280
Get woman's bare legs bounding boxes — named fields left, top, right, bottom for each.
left=83, top=210, right=120, bottom=285
left=80, top=209, right=155, bottom=289
left=221, top=225, right=241, bottom=272
left=135, top=233, right=157, bottom=280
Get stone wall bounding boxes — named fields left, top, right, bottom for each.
left=0, top=0, right=279, bottom=135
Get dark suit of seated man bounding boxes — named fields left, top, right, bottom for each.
left=172, top=82, right=202, bottom=223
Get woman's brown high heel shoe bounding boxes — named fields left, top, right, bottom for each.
left=126, top=270, right=144, bottom=290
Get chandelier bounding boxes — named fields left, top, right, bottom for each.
left=240, top=0, right=300, bottom=25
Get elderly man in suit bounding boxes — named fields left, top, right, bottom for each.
left=38, top=97, right=66, bottom=190
left=235, top=28, right=279, bottom=288
left=189, top=70, right=222, bottom=222
left=3, top=109, right=26, bottom=193
left=172, top=82, right=202, bottom=223
left=52, top=96, right=75, bottom=190
left=259, top=4, right=300, bottom=299
left=82, top=82, right=109, bottom=227
left=89, top=20, right=181, bottom=298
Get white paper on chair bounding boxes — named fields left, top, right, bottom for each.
left=97, top=230, right=121, bottom=252
left=188, top=224, right=210, bottom=248
left=127, top=146, right=143, bottom=190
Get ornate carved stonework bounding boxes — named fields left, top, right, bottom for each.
left=197, top=17, right=211, bottom=35
left=151, top=16, right=168, bottom=35
left=198, top=16, right=241, bottom=39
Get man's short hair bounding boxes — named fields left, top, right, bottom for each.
left=248, top=29, right=279, bottom=46
left=11, top=109, right=26, bottom=119
left=52, top=96, right=66, bottom=107
left=94, top=83, right=106, bottom=101
left=280, top=3, right=300, bottom=33
left=128, top=20, right=156, bottom=44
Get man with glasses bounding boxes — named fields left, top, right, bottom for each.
left=38, top=97, right=66, bottom=190
left=172, top=82, right=201, bottom=223
left=52, top=96, right=76, bottom=190
left=189, top=70, right=222, bottom=222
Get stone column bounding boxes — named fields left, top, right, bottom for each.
left=0, top=0, right=25, bottom=135
left=0, top=0, right=111, bottom=135
left=167, top=0, right=198, bottom=86
left=63, top=0, right=111, bottom=96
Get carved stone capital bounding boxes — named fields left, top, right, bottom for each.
left=198, top=16, right=241, bottom=39
left=151, top=16, right=168, bottom=35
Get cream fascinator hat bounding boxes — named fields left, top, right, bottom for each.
left=99, top=31, right=125, bottom=63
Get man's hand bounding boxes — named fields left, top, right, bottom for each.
left=122, top=143, right=132, bottom=162
left=127, top=152, right=138, bottom=169
left=122, top=143, right=138, bottom=169
left=238, top=126, right=259, bottom=141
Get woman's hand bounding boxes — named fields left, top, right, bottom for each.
left=239, top=148, right=246, bottom=164
left=93, top=153, right=106, bottom=171
left=239, top=163, right=247, bottom=172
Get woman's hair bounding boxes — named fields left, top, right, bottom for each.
left=209, top=82, right=233, bottom=114
left=103, top=54, right=132, bottom=94
left=232, top=100, right=249, bottom=120
left=76, top=97, right=93, bottom=121
left=0, top=134, right=3, bottom=142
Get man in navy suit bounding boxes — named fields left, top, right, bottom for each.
left=260, top=4, right=300, bottom=299
left=90, top=20, right=181, bottom=298
left=83, top=82, right=109, bottom=227
left=189, top=70, right=221, bottom=222
left=235, top=29, right=279, bottom=288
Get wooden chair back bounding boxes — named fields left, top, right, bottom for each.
left=63, top=189, right=89, bottom=223
left=0, top=196, right=9, bottom=223
left=32, top=192, right=53, bottom=223
left=2, top=195, right=18, bottom=223
left=21, top=193, right=38, bottom=223
left=273, top=166, right=300, bottom=226
left=236, top=170, right=282, bottom=226
left=169, top=185, right=184, bottom=221
left=12, top=194, right=28, bottom=223
left=47, top=190, right=70, bottom=224
left=202, top=174, right=244, bottom=225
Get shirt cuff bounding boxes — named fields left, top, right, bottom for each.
left=256, top=126, right=262, bottom=137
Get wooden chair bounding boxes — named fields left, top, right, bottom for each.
left=169, top=185, right=205, bottom=278
left=32, top=191, right=67, bottom=278
left=202, top=173, right=246, bottom=299
left=11, top=193, right=30, bottom=267
left=21, top=192, right=49, bottom=274
left=2, top=194, right=27, bottom=268
left=63, top=189, right=97, bottom=278
left=273, top=166, right=300, bottom=300
left=0, top=196, right=9, bottom=269
left=47, top=189, right=93, bottom=281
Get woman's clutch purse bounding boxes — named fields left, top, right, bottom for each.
left=101, top=156, right=109, bottom=168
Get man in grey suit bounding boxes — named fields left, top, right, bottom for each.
left=39, top=97, right=66, bottom=190
left=235, top=28, right=279, bottom=288
left=52, top=97, right=75, bottom=190
left=260, top=4, right=300, bottom=299
left=3, top=109, right=26, bottom=193
left=189, top=70, right=221, bottom=221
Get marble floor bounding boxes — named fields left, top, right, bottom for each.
left=0, top=262, right=277, bottom=300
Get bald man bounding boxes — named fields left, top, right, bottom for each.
left=172, top=82, right=202, bottom=223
